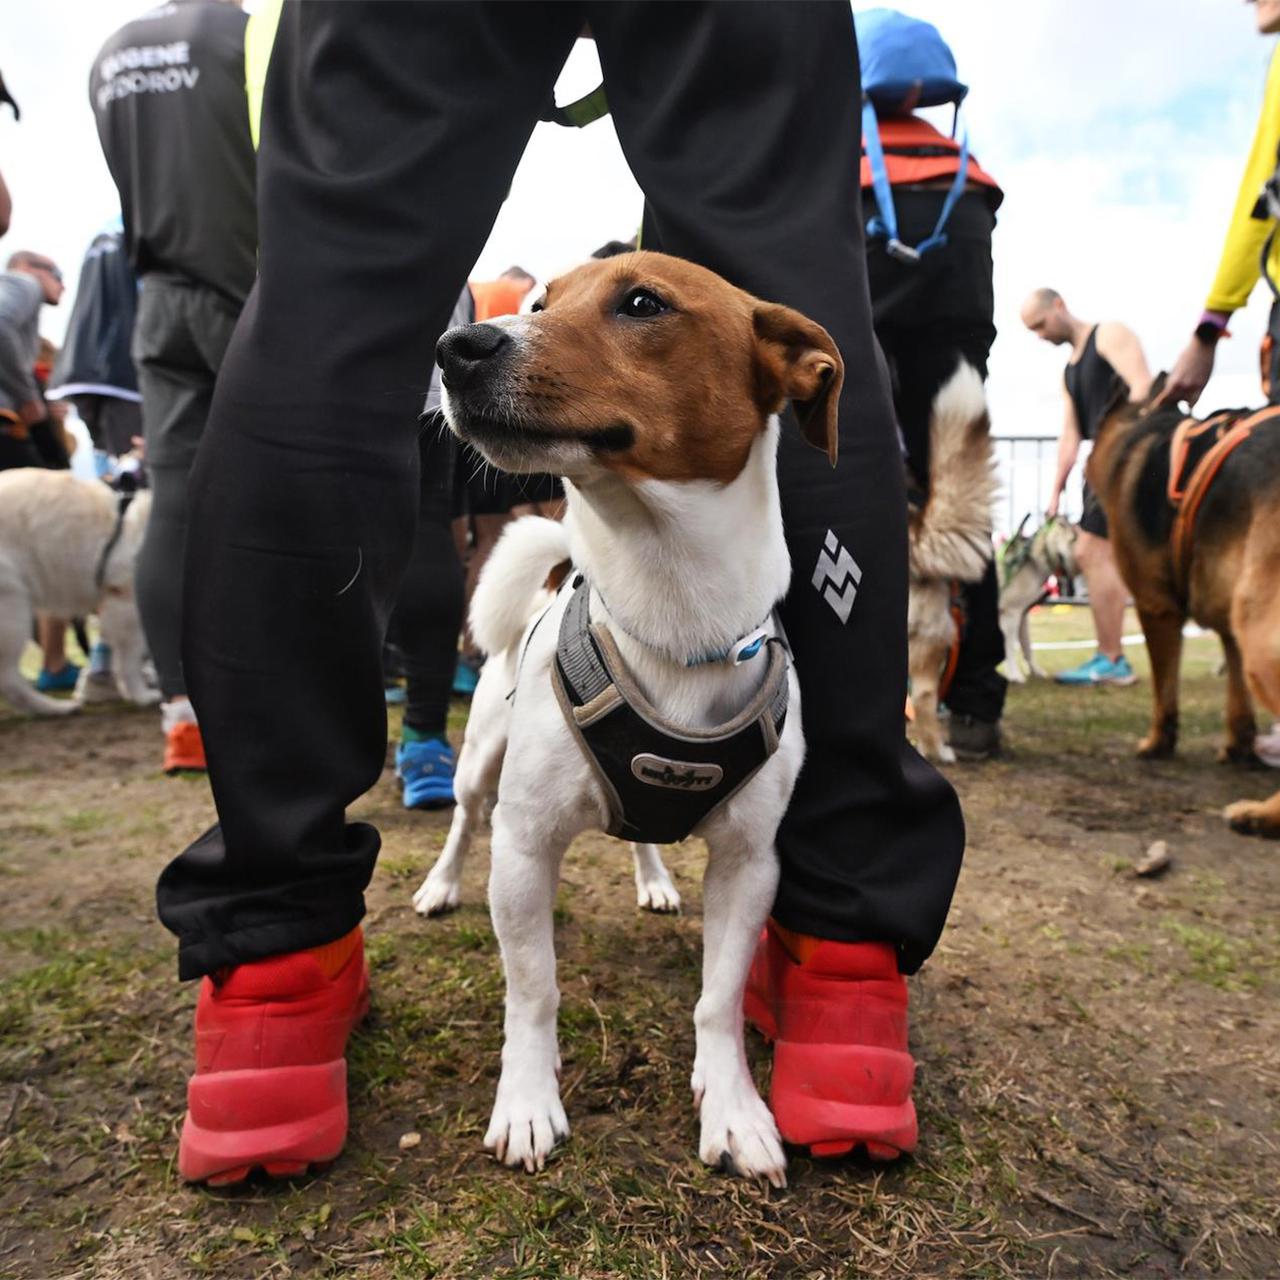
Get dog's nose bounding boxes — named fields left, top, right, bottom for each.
left=436, top=323, right=511, bottom=391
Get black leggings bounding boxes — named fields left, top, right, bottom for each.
left=387, top=431, right=464, bottom=738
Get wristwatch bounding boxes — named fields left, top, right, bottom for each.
left=1193, top=311, right=1231, bottom=345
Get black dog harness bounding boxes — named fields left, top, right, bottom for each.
left=94, top=481, right=139, bottom=591
left=552, top=577, right=790, bottom=845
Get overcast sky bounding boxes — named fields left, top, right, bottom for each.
left=1, top=0, right=1275, bottom=460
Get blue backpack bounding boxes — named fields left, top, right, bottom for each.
left=855, top=8, right=970, bottom=264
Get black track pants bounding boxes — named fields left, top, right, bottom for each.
left=158, top=1, right=964, bottom=980
left=388, top=432, right=464, bottom=738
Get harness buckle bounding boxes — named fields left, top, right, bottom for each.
left=886, top=238, right=922, bottom=265
left=728, top=626, right=770, bottom=666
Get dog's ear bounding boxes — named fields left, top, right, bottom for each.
left=1144, top=371, right=1168, bottom=409
left=1013, top=512, right=1031, bottom=541
left=753, top=304, right=844, bottom=466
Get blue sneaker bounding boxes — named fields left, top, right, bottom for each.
left=452, top=658, right=480, bottom=697
left=1091, top=654, right=1138, bottom=686
left=35, top=662, right=82, bottom=693
left=1055, top=653, right=1137, bottom=686
left=396, top=737, right=456, bottom=810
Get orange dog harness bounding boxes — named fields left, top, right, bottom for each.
left=1167, top=405, right=1280, bottom=591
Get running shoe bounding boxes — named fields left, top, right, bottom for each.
left=164, top=721, right=207, bottom=773
left=1055, top=652, right=1137, bottom=686
left=178, top=927, right=370, bottom=1186
left=35, top=662, right=81, bottom=693
left=396, top=737, right=456, bottom=809
left=1093, top=654, right=1138, bottom=685
left=744, top=921, right=916, bottom=1160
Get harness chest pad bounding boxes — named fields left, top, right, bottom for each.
left=552, top=579, right=789, bottom=846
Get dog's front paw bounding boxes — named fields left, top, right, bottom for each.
left=698, top=1084, right=786, bottom=1188
left=484, top=1081, right=569, bottom=1173
left=636, top=872, right=681, bottom=914
left=1136, top=733, right=1176, bottom=760
left=412, top=870, right=461, bottom=917
left=1224, top=799, right=1280, bottom=837
left=1217, top=742, right=1262, bottom=768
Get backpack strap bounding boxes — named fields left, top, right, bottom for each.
left=913, top=122, right=970, bottom=257
left=863, top=100, right=970, bottom=264
left=862, top=99, right=917, bottom=263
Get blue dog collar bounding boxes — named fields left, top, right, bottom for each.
left=686, top=623, right=772, bottom=668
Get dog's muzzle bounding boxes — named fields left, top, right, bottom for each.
left=436, top=323, right=512, bottom=392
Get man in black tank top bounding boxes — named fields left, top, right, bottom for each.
left=1020, top=288, right=1152, bottom=686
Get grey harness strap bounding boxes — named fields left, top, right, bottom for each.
left=553, top=578, right=789, bottom=845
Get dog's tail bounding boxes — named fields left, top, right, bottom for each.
left=470, top=516, right=572, bottom=657
left=910, top=361, right=998, bottom=583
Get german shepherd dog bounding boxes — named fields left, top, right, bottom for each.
left=1088, top=377, right=1280, bottom=836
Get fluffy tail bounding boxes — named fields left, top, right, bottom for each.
left=910, top=361, right=998, bottom=582
left=469, top=516, right=571, bottom=656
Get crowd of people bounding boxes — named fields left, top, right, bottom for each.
left=2, top=0, right=1279, bottom=1190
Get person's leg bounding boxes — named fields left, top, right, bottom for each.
left=131, top=279, right=237, bottom=770
left=1077, top=529, right=1132, bottom=661
left=599, top=3, right=963, bottom=968
left=391, top=431, right=466, bottom=808
left=158, top=2, right=582, bottom=981
left=1056, top=491, right=1135, bottom=684
left=946, top=561, right=1008, bottom=752
left=596, top=0, right=962, bottom=1160
left=35, top=614, right=74, bottom=687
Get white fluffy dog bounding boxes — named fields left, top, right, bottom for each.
left=0, top=468, right=153, bottom=715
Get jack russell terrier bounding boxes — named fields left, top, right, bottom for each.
left=416, top=251, right=843, bottom=1187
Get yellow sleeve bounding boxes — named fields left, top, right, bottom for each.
left=1206, top=42, right=1280, bottom=313
left=245, top=0, right=285, bottom=151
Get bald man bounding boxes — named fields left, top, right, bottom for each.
left=1020, top=288, right=1152, bottom=686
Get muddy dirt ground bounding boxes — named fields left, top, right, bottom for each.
left=1, top=616, right=1277, bottom=1278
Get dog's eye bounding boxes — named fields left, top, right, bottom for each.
left=618, top=288, right=669, bottom=320
left=529, top=292, right=547, bottom=313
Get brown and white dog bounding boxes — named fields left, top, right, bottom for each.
left=906, top=363, right=998, bottom=761
left=0, top=468, right=153, bottom=716
left=413, top=251, right=842, bottom=1186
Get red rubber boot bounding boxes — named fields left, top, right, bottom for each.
left=744, top=920, right=916, bottom=1160
left=178, top=927, right=370, bottom=1186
